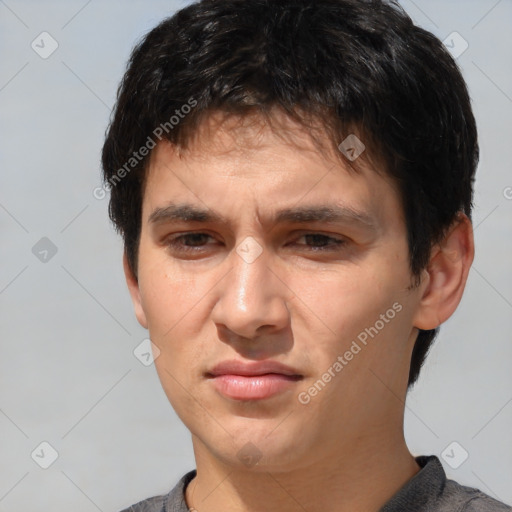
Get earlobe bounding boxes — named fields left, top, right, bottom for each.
left=412, top=213, right=474, bottom=331
left=123, top=252, right=148, bottom=329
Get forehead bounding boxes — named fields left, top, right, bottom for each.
left=142, top=110, right=403, bottom=231
left=178, top=109, right=335, bottom=157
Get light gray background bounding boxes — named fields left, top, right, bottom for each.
left=1, top=1, right=511, bottom=511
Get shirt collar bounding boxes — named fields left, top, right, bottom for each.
left=379, top=455, right=446, bottom=511
left=167, top=455, right=446, bottom=512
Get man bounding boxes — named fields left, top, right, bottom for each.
left=101, top=0, right=511, bottom=511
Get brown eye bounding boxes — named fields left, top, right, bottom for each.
left=292, top=233, right=346, bottom=251
left=165, top=233, right=215, bottom=253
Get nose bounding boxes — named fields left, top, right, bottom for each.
left=211, top=237, right=291, bottom=341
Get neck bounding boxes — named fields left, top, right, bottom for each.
left=185, top=432, right=420, bottom=512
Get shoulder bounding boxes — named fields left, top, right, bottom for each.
left=438, top=479, right=512, bottom=511
left=118, top=469, right=196, bottom=512
left=119, top=494, right=166, bottom=512
left=381, top=455, right=511, bottom=512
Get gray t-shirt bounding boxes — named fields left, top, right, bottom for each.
left=119, top=455, right=511, bottom=511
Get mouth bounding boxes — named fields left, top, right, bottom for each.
left=206, top=360, right=304, bottom=401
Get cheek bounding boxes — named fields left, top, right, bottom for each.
left=289, top=262, right=413, bottom=391
left=142, top=267, right=206, bottom=408
left=138, top=259, right=216, bottom=376
left=138, top=254, right=204, bottom=334
left=290, top=265, right=400, bottom=337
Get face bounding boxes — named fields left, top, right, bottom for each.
left=126, top=111, right=429, bottom=470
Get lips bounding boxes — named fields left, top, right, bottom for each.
left=207, top=359, right=302, bottom=378
left=206, top=359, right=303, bottom=400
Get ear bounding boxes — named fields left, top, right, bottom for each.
left=123, top=251, right=148, bottom=329
left=412, top=212, right=475, bottom=330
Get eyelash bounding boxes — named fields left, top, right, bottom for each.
left=164, top=232, right=346, bottom=253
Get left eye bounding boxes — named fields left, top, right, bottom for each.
left=291, top=233, right=346, bottom=251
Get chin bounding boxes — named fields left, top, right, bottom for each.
left=201, top=421, right=310, bottom=471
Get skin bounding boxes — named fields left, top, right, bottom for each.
left=124, top=110, right=474, bottom=512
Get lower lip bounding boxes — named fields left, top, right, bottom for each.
left=209, top=374, right=302, bottom=400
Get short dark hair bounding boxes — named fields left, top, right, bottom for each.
left=101, top=0, right=478, bottom=390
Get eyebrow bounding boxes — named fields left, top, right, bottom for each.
left=148, top=202, right=377, bottom=230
